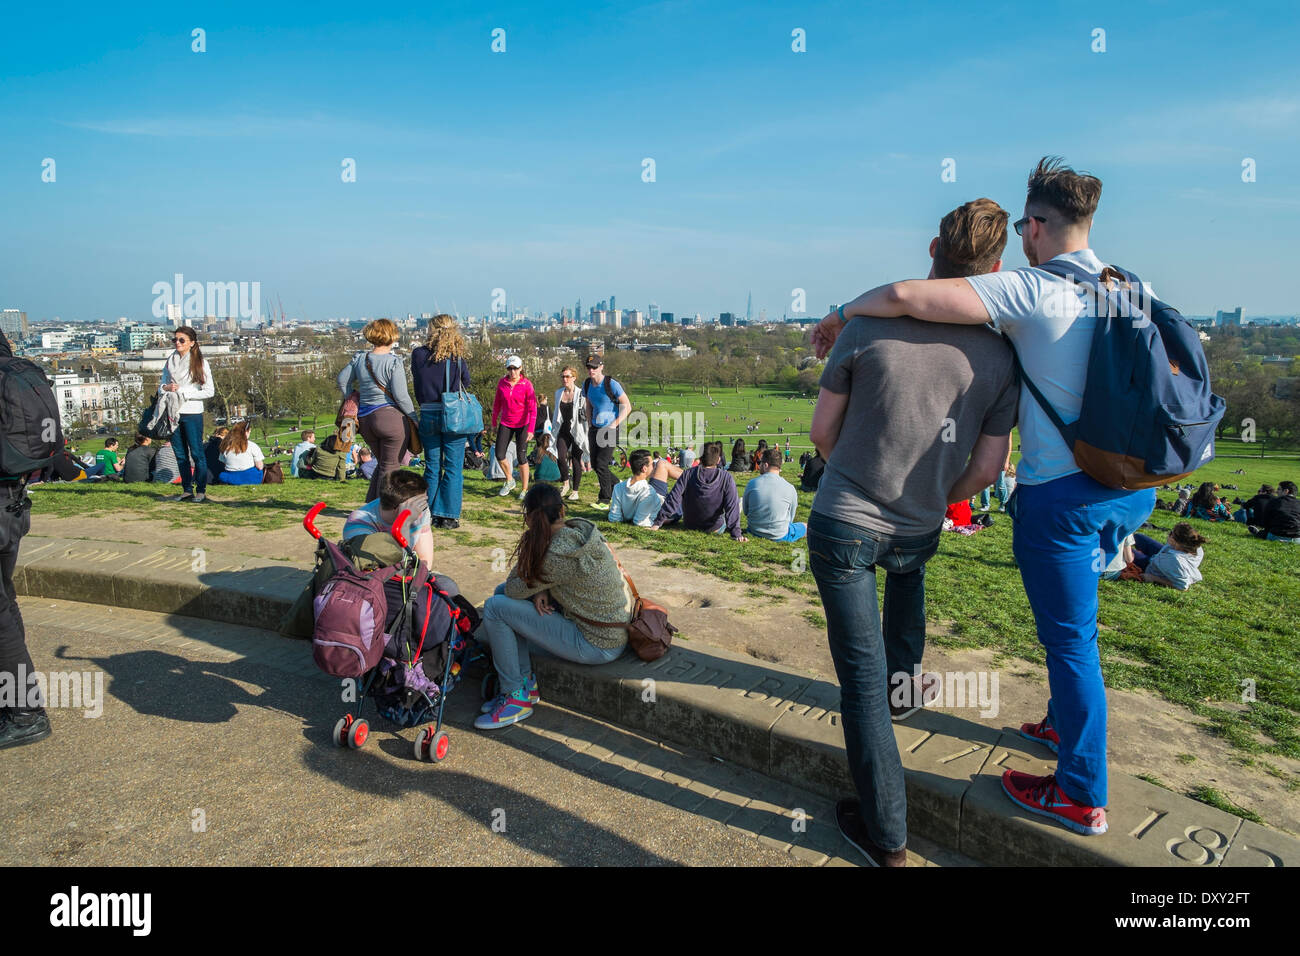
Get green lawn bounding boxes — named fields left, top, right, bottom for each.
left=34, top=386, right=1300, bottom=766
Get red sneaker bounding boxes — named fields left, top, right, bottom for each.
left=1001, top=770, right=1108, bottom=836
left=1019, top=715, right=1060, bottom=753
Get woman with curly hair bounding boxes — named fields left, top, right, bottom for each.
left=411, top=314, right=472, bottom=529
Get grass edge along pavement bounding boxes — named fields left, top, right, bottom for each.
left=27, top=449, right=1300, bottom=772
left=10, top=533, right=1299, bottom=866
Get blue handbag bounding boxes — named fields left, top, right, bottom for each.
left=438, top=358, right=484, bottom=436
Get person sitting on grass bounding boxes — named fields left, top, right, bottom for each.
left=151, top=440, right=182, bottom=485
left=342, top=469, right=434, bottom=569
left=800, top=449, right=826, bottom=492
left=609, top=449, right=665, bottom=527
left=1190, top=481, right=1231, bottom=522
left=650, top=441, right=745, bottom=541
left=750, top=439, right=769, bottom=472
left=290, top=429, right=316, bottom=478
left=357, top=447, right=377, bottom=482
left=204, top=426, right=228, bottom=484
left=1141, top=522, right=1207, bottom=590
left=1100, top=532, right=1164, bottom=580
left=1257, top=480, right=1300, bottom=543
left=1233, top=484, right=1273, bottom=524
left=122, top=435, right=158, bottom=484
left=728, top=439, right=748, bottom=473
left=476, top=483, right=632, bottom=730
left=94, top=438, right=125, bottom=478
left=300, top=434, right=350, bottom=481
left=742, top=448, right=806, bottom=542
left=216, top=422, right=265, bottom=485
left=526, top=433, right=562, bottom=484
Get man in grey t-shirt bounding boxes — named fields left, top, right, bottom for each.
left=806, top=198, right=1019, bottom=867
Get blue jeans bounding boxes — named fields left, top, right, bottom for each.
left=169, top=413, right=207, bottom=493
left=752, top=521, right=807, bottom=542
left=1010, top=471, right=1155, bottom=807
left=418, top=406, right=468, bottom=520
left=481, top=583, right=624, bottom=691
left=808, top=511, right=941, bottom=852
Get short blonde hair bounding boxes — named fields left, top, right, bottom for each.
left=363, top=319, right=400, bottom=346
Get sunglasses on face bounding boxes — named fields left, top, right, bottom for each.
left=1013, top=215, right=1047, bottom=237
left=586, top=366, right=599, bottom=371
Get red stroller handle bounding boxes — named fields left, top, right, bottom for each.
left=392, top=509, right=411, bottom=550
left=304, top=501, right=327, bottom=540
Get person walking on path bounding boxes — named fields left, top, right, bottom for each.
left=551, top=366, right=589, bottom=502
left=160, top=325, right=215, bottom=503
left=337, top=319, right=417, bottom=503
left=476, top=483, right=632, bottom=730
left=581, top=354, right=631, bottom=510
left=411, top=314, right=472, bottom=529
left=811, top=158, right=1154, bottom=838
left=491, top=356, right=537, bottom=500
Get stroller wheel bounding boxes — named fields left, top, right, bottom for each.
left=481, top=672, right=499, bottom=703
left=430, top=731, right=450, bottom=762
left=347, top=719, right=370, bottom=749
left=332, top=716, right=349, bottom=747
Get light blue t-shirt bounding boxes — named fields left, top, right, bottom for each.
left=583, top=376, right=625, bottom=428
left=965, top=249, right=1150, bottom=486
left=342, top=498, right=431, bottom=544
left=743, top=471, right=799, bottom=539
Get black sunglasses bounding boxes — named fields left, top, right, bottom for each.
left=586, top=365, right=600, bottom=370
left=1013, top=215, right=1047, bottom=237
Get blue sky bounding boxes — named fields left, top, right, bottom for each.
left=2, top=0, right=1298, bottom=323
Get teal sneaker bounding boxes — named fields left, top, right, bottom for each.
left=474, top=687, right=534, bottom=730
left=481, top=673, right=539, bottom=713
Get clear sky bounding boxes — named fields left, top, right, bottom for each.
left=2, top=0, right=1297, bottom=323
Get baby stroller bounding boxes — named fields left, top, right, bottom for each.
left=303, top=502, right=487, bottom=762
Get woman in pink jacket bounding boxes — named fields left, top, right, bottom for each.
left=491, top=355, right=538, bottom=500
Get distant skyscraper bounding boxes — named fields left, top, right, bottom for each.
left=166, top=303, right=183, bottom=328
left=575, top=298, right=582, bottom=325
left=661, top=311, right=674, bottom=325
left=1215, top=307, right=1243, bottom=327
left=648, top=302, right=659, bottom=323
left=609, top=295, right=616, bottom=314
left=1, top=309, right=28, bottom=340
left=597, top=299, right=607, bottom=312
left=720, top=312, right=735, bottom=327
left=746, top=292, right=752, bottom=322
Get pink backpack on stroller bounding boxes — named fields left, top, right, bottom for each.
left=311, top=537, right=390, bottom=678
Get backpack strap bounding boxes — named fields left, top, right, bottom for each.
left=1003, top=336, right=1074, bottom=445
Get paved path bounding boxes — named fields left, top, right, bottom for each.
left=4, top=599, right=973, bottom=867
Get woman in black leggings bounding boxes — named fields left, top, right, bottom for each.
left=551, top=366, right=588, bottom=502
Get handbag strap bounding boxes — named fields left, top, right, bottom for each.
left=364, top=353, right=401, bottom=406
left=443, top=358, right=462, bottom=396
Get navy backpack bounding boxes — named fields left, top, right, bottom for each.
left=1017, top=261, right=1226, bottom=490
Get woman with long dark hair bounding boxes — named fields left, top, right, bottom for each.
left=1190, top=481, right=1231, bottom=521
left=215, top=421, right=265, bottom=484
left=475, top=483, right=632, bottom=730
left=411, top=314, right=472, bottom=529
left=551, top=366, right=588, bottom=502
left=160, top=325, right=215, bottom=502
left=728, top=438, right=748, bottom=473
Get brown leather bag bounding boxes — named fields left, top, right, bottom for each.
left=365, top=354, right=423, bottom=455
left=568, top=549, right=677, bottom=662
left=261, top=460, right=284, bottom=484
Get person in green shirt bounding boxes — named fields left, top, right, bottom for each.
left=93, top=439, right=123, bottom=477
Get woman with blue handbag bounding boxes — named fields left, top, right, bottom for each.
left=412, top=314, right=479, bottom=529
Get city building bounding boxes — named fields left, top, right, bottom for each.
left=648, top=303, right=659, bottom=323
left=720, top=312, right=735, bottom=327
left=166, top=303, right=183, bottom=328
left=1, top=309, right=29, bottom=341
left=661, top=311, right=674, bottom=325
left=1215, top=307, right=1243, bottom=327
left=51, top=371, right=145, bottom=431
left=626, top=309, right=644, bottom=328
left=41, top=329, right=77, bottom=350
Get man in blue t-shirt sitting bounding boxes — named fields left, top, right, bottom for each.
left=742, top=449, right=805, bottom=541
left=581, top=354, right=632, bottom=508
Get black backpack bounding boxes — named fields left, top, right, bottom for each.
left=0, top=356, right=64, bottom=478
left=581, top=376, right=618, bottom=404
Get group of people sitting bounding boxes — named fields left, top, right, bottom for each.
left=603, top=441, right=807, bottom=543
left=1158, top=479, right=1300, bottom=542
left=289, top=429, right=377, bottom=483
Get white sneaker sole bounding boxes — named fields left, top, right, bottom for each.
left=474, top=706, right=534, bottom=730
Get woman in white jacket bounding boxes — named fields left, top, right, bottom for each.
left=551, top=367, right=589, bottom=502
left=160, top=325, right=216, bottom=502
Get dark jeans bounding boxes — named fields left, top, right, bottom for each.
left=556, top=432, right=584, bottom=492
left=1132, top=531, right=1162, bottom=570
left=0, top=482, right=39, bottom=711
left=169, top=413, right=208, bottom=493
left=808, top=510, right=941, bottom=852
left=417, top=407, right=467, bottom=520
left=588, top=423, right=617, bottom=502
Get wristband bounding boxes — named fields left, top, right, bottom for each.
left=837, top=304, right=847, bottom=322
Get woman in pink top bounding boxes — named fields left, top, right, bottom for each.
left=491, top=355, right=538, bottom=500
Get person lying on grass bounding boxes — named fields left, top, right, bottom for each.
left=1140, top=522, right=1207, bottom=591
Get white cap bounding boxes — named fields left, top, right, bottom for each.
left=506, top=355, right=522, bottom=368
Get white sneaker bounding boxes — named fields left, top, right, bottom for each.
left=518, top=488, right=528, bottom=501
left=566, top=490, right=580, bottom=501
left=498, top=479, right=516, bottom=497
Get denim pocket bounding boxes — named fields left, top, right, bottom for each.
left=808, top=532, right=863, bottom=583
left=883, top=534, right=940, bottom=575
